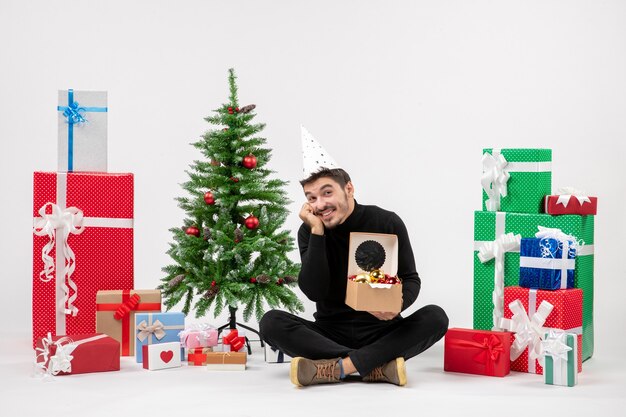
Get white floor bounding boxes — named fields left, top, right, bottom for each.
left=1, top=331, right=624, bottom=417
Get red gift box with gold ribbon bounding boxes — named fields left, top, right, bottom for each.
left=32, top=172, right=134, bottom=348
left=96, top=289, right=161, bottom=356
left=444, top=328, right=511, bottom=377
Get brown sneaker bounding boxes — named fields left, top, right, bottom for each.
left=362, top=357, right=407, bottom=386
left=290, top=357, right=342, bottom=387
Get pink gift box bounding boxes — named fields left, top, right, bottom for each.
left=179, top=325, right=218, bottom=349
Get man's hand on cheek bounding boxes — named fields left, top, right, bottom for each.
left=299, top=203, right=325, bottom=235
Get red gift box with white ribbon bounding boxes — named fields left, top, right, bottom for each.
left=32, top=172, right=134, bottom=348
left=35, top=333, right=120, bottom=376
left=501, top=286, right=583, bottom=375
left=544, top=188, right=597, bottom=215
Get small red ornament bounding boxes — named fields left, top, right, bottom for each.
left=223, top=128, right=229, bottom=131
left=277, top=278, right=284, bottom=286
left=235, top=107, right=240, bottom=112
left=250, top=277, right=257, bottom=284
left=230, top=177, right=239, bottom=183
left=211, top=280, right=217, bottom=287
left=185, top=226, right=200, bottom=237
left=242, top=154, right=257, bottom=169
left=244, top=215, right=259, bottom=230
left=228, top=107, right=234, bottom=114
left=204, top=191, right=215, bottom=205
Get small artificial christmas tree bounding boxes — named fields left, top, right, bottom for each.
left=160, top=68, right=303, bottom=323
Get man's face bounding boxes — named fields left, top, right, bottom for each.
left=303, top=177, right=355, bottom=230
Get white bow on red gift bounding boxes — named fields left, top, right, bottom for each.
left=499, top=299, right=554, bottom=373
left=555, top=187, right=592, bottom=208
left=33, top=202, right=85, bottom=316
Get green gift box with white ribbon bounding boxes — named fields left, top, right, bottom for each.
left=473, top=210, right=594, bottom=361
left=543, top=331, right=578, bottom=387
left=482, top=148, right=552, bottom=214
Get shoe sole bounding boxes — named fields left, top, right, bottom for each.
left=396, top=357, right=407, bottom=386
left=290, top=357, right=304, bottom=387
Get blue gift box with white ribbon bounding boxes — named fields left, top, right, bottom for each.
left=135, top=312, right=185, bottom=362
left=519, top=237, right=576, bottom=290
left=57, top=89, right=108, bottom=172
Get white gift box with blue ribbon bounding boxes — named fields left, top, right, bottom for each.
left=57, top=89, right=108, bottom=172
left=519, top=227, right=578, bottom=290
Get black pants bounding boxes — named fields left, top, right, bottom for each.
left=259, top=304, right=448, bottom=376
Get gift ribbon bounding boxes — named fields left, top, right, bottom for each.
left=555, top=187, right=592, bottom=208
left=136, top=315, right=184, bottom=344
left=477, top=232, right=521, bottom=330
left=447, top=334, right=504, bottom=376
left=33, top=202, right=84, bottom=319
left=33, top=173, right=134, bottom=336
left=542, top=330, right=576, bottom=386
left=481, top=150, right=509, bottom=211
left=270, top=346, right=285, bottom=363
left=57, top=89, right=108, bottom=171
left=188, top=348, right=211, bottom=366
left=35, top=333, right=107, bottom=376
left=499, top=292, right=554, bottom=374
left=96, top=290, right=161, bottom=355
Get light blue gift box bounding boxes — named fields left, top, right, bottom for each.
left=57, top=89, right=108, bottom=172
left=135, top=312, right=185, bottom=362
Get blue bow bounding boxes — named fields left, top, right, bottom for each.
left=61, top=101, right=87, bottom=125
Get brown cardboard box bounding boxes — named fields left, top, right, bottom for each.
left=205, top=351, right=247, bottom=370
left=345, top=233, right=402, bottom=314
left=96, top=289, right=161, bottom=356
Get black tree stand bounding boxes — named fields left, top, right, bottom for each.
left=216, top=306, right=264, bottom=355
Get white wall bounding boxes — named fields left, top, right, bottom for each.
left=1, top=1, right=625, bottom=355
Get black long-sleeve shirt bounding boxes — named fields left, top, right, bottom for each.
left=297, top=201, right=421, bottom=321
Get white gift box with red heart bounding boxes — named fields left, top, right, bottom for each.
left=142, top=341, right=181, bottom=370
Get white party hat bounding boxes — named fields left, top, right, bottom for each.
left=301, top=125, right=340, bottom=179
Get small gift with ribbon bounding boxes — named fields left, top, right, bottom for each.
left=264, top=344, right=292, bottom=364
left=519, top=226, right=580, bottom=290
left=187, top=347, right=214, bottom=366
left=32, top=172, right=134, bottom=348
left=142, top=341, right=182, bottom=371
left=57, top=89, right=108, bottom=172
left=35, top=333, right=120, bottom=376
left=544, top=187, right=597, bottom=216
left=96, top=290, right=161, bottom=356
left=178, top=323, right=218, bottom=349
left=443, top=328, right=511, bottom=377
left=481, top=148, right=552, bottom=214
left=476, top=232, right=521, bottom=330
left=500, top=286, right=583, bottom=374
left=205, top=351, right=247, bottom=371
left=135, top=312, right=185, bottom=362
left=542, top=330, right=579, bottom=387
left=222, top=329, right=246, bottom=352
